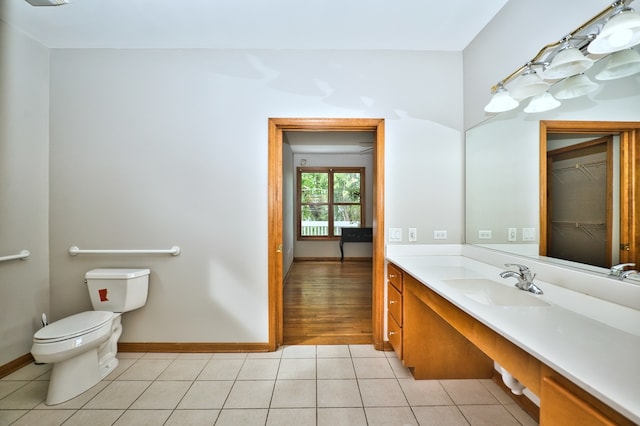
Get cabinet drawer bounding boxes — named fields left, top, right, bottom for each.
left=388, top=283, right=403, bottom=325
left=388, top=263, right=403, bottom=291
left=388, top=314, right=403, bottom=359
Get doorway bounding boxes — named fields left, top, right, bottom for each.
left=267, top=118, right=385, bottom=351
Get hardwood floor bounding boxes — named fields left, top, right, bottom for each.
left=283, top=260, right=373, bottom=345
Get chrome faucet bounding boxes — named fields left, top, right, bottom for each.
left=499, top=263, right=543, bottom=295
left=609, top=263, right=636, bottom=279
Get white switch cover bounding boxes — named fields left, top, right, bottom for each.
left=389, top=228, right=402, bottom=242
left=478, top=230, right=492, bottom=239
left=508, top=228, right=517, bottom=242
left=522, top=228, right=536, bottom=241
left=433, top=230, right=447, bottom=240
left=408, top=228, right=417, bottom=242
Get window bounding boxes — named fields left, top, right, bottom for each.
left=297, top=167, right=365, bottom=240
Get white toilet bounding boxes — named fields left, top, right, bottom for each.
left=31, top=268, right=150, bottom=405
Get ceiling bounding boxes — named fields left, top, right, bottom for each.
left=1, top=0, right=509, bottom=50
left=1, top=0, right=510, bottom=153
left=285, top=131, right=375, bottom=155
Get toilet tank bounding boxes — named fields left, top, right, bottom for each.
left=86, top=268, right=150, bottom=312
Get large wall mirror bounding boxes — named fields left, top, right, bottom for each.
left=466, top=57, right=640, bottom=277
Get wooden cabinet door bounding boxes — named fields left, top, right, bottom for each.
left=541, top=377, right=616, bottom=426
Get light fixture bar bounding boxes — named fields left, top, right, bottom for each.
left=488, top=0, right=634, bottom=94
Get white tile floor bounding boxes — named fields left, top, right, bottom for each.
left=0, top=345, right=538, bottom=426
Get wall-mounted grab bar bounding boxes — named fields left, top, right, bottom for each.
left=69, top=246, right=181, bottom=256
left=0, top=250, right=30, bottom=262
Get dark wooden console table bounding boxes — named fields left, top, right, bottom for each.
left=339, top=227, right=373, bottom=261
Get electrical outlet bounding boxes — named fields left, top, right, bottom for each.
left=508, top=228, right=517, bottom=242
left=522, top=227, right=536, bottom=242
left=408, top=228, right=417, bottom=242
left=433, top=230, right=447, bottom=240
left=389, top=228, right=402, bottom=242
left=478, top=230, right=492, bottom=240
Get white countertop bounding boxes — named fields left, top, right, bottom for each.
left=386, top=254, right=640, bottom=424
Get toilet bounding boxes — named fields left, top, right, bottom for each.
left=31, top=268, right=150, bottom=405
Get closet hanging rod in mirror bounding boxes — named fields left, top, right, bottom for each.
left=69, top=246, right=181, bottom=256
left=0, top=250, right=30, bottom=262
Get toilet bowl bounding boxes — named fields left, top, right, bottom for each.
left=31, top=268, right=149, bottom=405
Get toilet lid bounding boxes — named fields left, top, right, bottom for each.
left=33, top=311, right=114, bottom=343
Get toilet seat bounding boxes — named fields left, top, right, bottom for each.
left=34, top=311, right=114, bottom=343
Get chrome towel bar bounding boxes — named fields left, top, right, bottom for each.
left=69, top=246, right=181, bottom=256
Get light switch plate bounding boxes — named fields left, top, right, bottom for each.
left=408, top=228, right=417, bottom=242
left=389, top=227, right=402, bottom=242
left=508, top=228, right=517, bottom=242
left=522, top=227, right=536, bottom=241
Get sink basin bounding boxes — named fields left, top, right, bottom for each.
left=442, top=278, right=550, bottom=307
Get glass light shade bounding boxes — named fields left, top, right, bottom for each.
left=554, top=74, right=599, bottom=99
left=508, top=70, right=550, bottom=100
left=523, top=92, right=561, bottom=113
left=595, top=48, right=640, bottom=80
left=484, top=87, right=519, bottom=113
left=542, top=47, right=594, bottom=80
left=588, top=8, right=640, bottom=54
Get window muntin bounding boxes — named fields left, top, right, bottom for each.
left=298, top=167, right=365, bottom=240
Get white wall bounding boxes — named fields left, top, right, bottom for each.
left=48, top=49, right=464, bottom=343
left=463, top=0, right=616, bottom=130
left=282, top=143, right=294, bottom=274
left=0, top=20, right=50, bottom=365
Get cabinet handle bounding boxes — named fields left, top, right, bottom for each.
left=389, top=274, right=396, bottom=278
left=389, top=300, right=396, bottom=304
left=388, top=331, right=396, bottom=336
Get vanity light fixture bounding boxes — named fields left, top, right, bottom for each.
left=508, top=64, right=550, bottom=100
left=587, top=5, right=640, bottom=54
left=595, top=47, right=640, bottom=80
left=483, top=83, right=519, bottom=113
left=523, top=92, right=561, bottom=114
left=553, top=74, right=599, bottom=99
left=542, top=44, right=594, bottom=80
left=484, top=0, right=640, bottom=114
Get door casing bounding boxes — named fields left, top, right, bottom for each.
left=540, top=120, right=639, bottom=268
left=268, top=117, right=386, bottom=350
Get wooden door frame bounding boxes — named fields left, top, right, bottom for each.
left=539, top=120, right=639, bottom=267
left=268, top=117, right=385, bottom=351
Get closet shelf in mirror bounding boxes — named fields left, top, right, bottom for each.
left=552, top=221, right=606, bottom=239
left=552, top=160, right=606, bottom=182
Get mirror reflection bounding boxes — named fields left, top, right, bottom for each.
left=466, top=56, right=640, bottom=275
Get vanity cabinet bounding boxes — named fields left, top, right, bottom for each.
left=402, top=272, right=494, bottom=380
left=386, top=262, right=635, bottom=425
left=387, top=263, right=403, bottom=359
left=540, top=367, right=627, bottom=426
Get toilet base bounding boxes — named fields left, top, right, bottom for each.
left=46, top=348, right=102, bottom=405
left=43, top=316, right=122, bottom=405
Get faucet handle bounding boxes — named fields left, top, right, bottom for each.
left=610, top=263, right=636, bottom=277
left=504, top=263, right=530, bottom=273
left=611, top=263, right=635, bottom=271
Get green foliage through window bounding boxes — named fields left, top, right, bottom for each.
left=298, top=167, right=364, bottom=239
